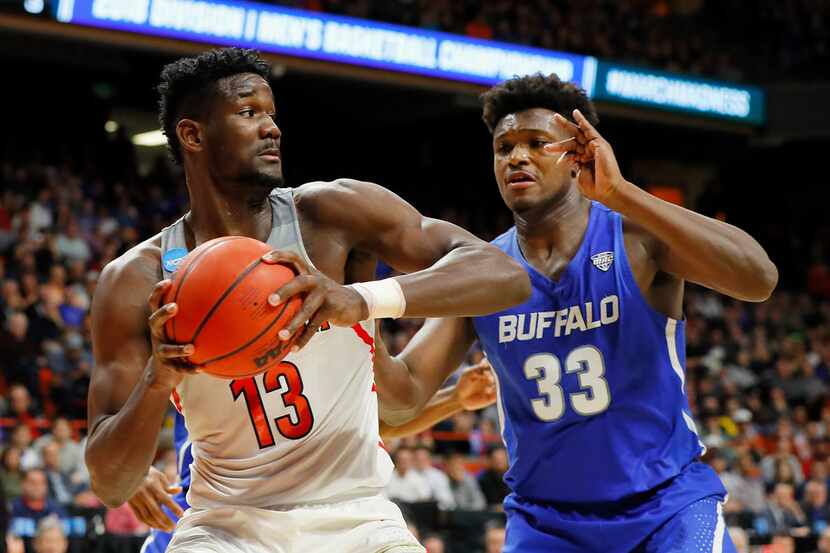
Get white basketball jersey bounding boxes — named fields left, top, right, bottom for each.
left=159, top=188, right=393, bottom=509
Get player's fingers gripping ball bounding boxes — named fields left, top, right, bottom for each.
left=163, top=237, right=303, bottom=378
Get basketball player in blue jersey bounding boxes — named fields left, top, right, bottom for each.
left=132, top=363, right=497, bottom=553
left=372, top=73, right=778, bottom=552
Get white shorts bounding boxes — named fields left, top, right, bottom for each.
left=165, top=495, right=424, bottom=553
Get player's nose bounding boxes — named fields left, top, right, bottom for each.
left=262, top=117, right=281, bottom=140
left=508, top=144, right=530, bottom=166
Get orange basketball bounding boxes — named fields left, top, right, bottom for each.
left=163, top=236, right=302, bottom=379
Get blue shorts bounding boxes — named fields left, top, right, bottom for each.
left=504, top=462, right=736, bottom=553
left=140, top=493, right=189, bottom=553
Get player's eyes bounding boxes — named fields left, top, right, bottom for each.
left=497, top=144, right=511, bottom=154
left=240, top=109, right=255, bottom=117
left=532, top=140, right=548, bottom=148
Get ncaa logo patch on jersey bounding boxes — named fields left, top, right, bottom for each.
left=591, top=251, right=614, bottom=272
left=163, top=248, right=188, bottom=273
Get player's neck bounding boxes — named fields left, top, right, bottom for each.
left=185, top=183, right=273, bottom=246
left=514, top=189, right=591, bottom=263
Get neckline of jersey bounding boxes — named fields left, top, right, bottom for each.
left=511, top=201, right=599, bottom=290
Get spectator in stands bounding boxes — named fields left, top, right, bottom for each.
left=1, top=447, right=24, bottom=502
left=769, top=534, right=797, bottom=553
left=413, top=445, right=455, bottom=510
left=9, top=426, right=39, bottom=470
left=25, top=285, right=63, bottom=345
left=3, top=385, right=39, bottom=435
left=0, top=313, right=39, bottom=391
left=9, top=469, right=65, bottom=538
left=6, top=533, right=24, bottom=553
left=32, top=418, right=83, bottom=480
left=55, top=220, right=90, bottom=265
left=51, top=338, right=92, bottom=420
left=814, top=526, right=830, bottom=553
left=801, top=480, right=830, bottom=533
left=104, top=501, right=149, bottom=536
left=484, top=521, right=506, bottom=553
left=422, top=533, right=446, bottom=553
left=28, top=190, right=53, bottom=240
left=721, top=452, right=767, bottom=515
left=763, top=482, right=808, bottom=536
left=4, top=385, right=36, bottom=426
left=386, top=446, right=433, bottom=503
left=762, top=438, right=805, bottom=487
left=32, top=515, right=68, bottom=553
left=728, top=526, right=749, bottom=553
left=445, top=452, right=486, bottom=511
left=41, top=442, right=80, bottom=507
left=478, top=446, right=510, bottom=510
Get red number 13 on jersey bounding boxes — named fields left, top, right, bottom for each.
left=230, top=361, right=315, bottom=448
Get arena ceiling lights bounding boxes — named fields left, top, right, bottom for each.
left=54, top=0, right=765, bottom=125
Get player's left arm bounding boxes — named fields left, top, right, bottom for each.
left=547, top=110, right=778, bottom=302
left=379, top=359, right=496, bottom=440
left=264, top=180, right=531, bottom=350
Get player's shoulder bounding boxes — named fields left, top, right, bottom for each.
left=96, top=233, right=163, bottom=300
left=294, top=179, right=395, bottom=224
left=490, top=226, right=517, bottom=251
left=295, top=179, right=385, bottom=205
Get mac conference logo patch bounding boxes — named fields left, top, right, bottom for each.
left=591, top=251, right=614, bottom=272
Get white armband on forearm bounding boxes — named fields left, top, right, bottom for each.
left=348, top=279, right=406, bottom=320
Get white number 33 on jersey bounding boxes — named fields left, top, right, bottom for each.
left=523, top=346, right=611, bottom=421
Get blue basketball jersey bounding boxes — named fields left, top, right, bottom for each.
left=142, top=413, right=192, bottom=553
left=172, top=411, right=192, bottom=491
left=473, top=202, right=725, bottom=504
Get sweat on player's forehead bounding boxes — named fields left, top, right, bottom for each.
left=216, top=73, right=271, bottom=100
left=494, top=109, right=562, bottom=138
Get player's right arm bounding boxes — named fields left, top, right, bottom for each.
left=379, top=359, right=495, bottom=439
left=85, top=246, right=195, bottom=507
left=374, top=316, right=478, bottom=426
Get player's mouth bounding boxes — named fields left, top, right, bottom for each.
left=258, top=148, right=281, bottom=162
left=506, top=171, right=536, bottom=190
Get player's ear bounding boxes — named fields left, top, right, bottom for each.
left=176, top=118, right=204, bottom=156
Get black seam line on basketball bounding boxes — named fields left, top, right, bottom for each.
left=170, top=236, right=246, bottom=341
left=187, top=255, right=267, bottom=344
left=199, top=300, right=291, bottom=366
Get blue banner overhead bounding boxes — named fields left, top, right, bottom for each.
left=593, top=62, right=765, bottom=125
left=54, top=0, right=764, bottom=125
left=55, top=0, right=596, bottom=91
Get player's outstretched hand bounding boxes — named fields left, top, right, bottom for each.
left=544, top=109, right=629, bottom=209
left=147, top=280, right=200, bottom=390
left=127, top=466, right=184, bottom=532
left=456, top=360, right=497, bottom=411
left=261, top=250, right=368, bottom=351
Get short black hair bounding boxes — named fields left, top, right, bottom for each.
left=481, top=73, right=599, bottom=133
left=157, top=47, right=271, bottom=163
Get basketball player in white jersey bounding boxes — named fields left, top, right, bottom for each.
left=85, top=48, right=530, bottom=553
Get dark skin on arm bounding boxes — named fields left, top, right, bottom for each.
left=375, top=106, right=778, bottom=428
left=86, top=71, right=530, bottom=508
